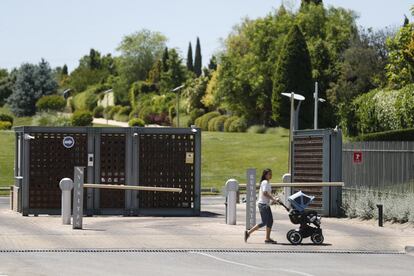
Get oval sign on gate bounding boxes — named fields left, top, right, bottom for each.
left=63, top=136, right=75, bottom=148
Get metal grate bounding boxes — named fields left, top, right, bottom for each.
left=29, top=133, right=87, bottom=209
left=293, top=136, right=323, bottom=209
left=138, top=134, right=195, bottom=208
left=99, top=133, right=126, bottom=209
left=0, top=248, right=404, bottom=254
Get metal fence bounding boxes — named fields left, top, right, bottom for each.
left=343, top=141, right=414, bottom=194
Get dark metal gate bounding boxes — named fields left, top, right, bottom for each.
left=292, top=129, right=342, bottom=216
left=14, top=126, right=201, bottom=216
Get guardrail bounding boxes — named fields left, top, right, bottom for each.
left=83, top=183, right=182, bottom=193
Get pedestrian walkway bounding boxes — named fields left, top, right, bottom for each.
left=0, top=197, right=413, bottom=252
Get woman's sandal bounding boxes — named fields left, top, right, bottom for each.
left=244, top=230, right=250, bottom=242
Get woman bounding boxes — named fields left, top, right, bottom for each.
left=244, top=168, right=279, bottom=244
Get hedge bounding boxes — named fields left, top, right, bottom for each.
left=36, top=95, right=66, bottom=112
left=0, top=113, right=13, bottom=124
left=129, top=118, right=145, bottom=127
left=194, top=111, right=220, bottom=131
left=93, top=106, right=104, bottom=118
left=355, top=128, right=414, bottom=141
left=71, top=110, right=93, bottom=126
left=208, top=115, right=228, bottom=132
left=228, top=117, right=247, bottom=132
left=0, top=121, right=12, bottom=130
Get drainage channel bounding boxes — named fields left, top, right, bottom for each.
left=0, top=249, right=405, bottom=254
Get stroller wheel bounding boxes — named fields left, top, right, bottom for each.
left=311, top=233, right=324, bottom=245
left=288, top=230, right=302, bottom=245
left=286, top=229, right=295, bottom=242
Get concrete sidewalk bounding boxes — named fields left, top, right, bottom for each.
left=1, top=197, right=413, bottom=252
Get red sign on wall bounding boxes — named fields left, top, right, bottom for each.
left=353, top=151, right=363, bottom=164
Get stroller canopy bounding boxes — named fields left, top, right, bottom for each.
left=288, top=191, right=314, bottom=212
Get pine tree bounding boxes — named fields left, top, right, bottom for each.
left=62, top=64, right=68, bottom=76
left=162, top=47, right=169, bottom=72
left=186, top=42, right=194, bottom=72
left=194, top=37, right=202, bottom=77
left=272, top=25, right=313, bottom=129
left=208, top=55, right=217, bottom=71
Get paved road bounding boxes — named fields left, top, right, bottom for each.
left=0, top=251, right=412, bottom=276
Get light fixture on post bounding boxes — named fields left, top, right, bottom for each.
left=313, top=82, right=326, bottom=130
left=171, top=84, right=185, bottom=127
left=281, top=92, right=305, bottom=174
left=102, top=89, right=113, bottom=125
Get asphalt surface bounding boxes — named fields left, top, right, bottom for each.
left=0, top=196, right=413, bottom=275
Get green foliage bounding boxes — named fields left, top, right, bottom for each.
left=187, top=108, right=205, bottom=127
left=224, top=116, right=239, bottom=132
left=386, top=23, right=414, bottom=88
left=355, top=128, right=414, bottom=141
left=202, top=68, right=220, bottom=109
left=7, top=60, right=58, bottom=116
left=0, top=113, right=13, bottom=124
left=0, top=121, right=12, bottom=130
left=108, top=105, right=122, bottom=120
left=128, top=81, right=158, bottom=106
left=207, top=115, right=228, bottom=132
left=128, top=118, right=145, bottom=127
left=114, top=106, right=131, bottom=122
left=247, top=125, right=267, bottom=134
left=228, top=117, right=248, bottom=132
left=71, top=110, right=93, bottom=126
left=186, top=42, right=194, bottom=72
left=0, top=71, right=15, bottom=106
left=343, top=84, right=414, bottom=135
left=33, top=112, right=72, bottom=127
left=272, top=24, right=313, bottom=128
left=194, top=37, right=202, bottom=77
left=182, top=76, right=208, bottom=112
left=159, top=48, right=187, bottom=92
left=36, top=95, right=66, bottom=112
left=117, top=29, right=167, bottom=85
left=194, top=111, right=220, bottom=130
left=68, top=49, right=115, bottom=92
left=93, top=106, right=104, bottom=118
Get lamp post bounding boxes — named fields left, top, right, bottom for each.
left=172, top=84, right=185, bottom=127
left=281, top=92, right=305, bottom=173
left=102, top=89, right=113, bottom=125
left=313, top=82, right=326, bottom=130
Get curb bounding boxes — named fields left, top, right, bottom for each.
left=405, top=246, right=414, bottom=255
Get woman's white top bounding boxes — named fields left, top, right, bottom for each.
left=258, top=180, right=271, bottom=205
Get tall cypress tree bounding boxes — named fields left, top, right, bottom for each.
left=272, top=25, right=313, bottom=129
left=62, top=64, right=68, bottom=76
left=194, top=37, right=202, bottom=77
left=186, top=42, right=194, bottom=72
left=162, top=47, right=169, bottom=72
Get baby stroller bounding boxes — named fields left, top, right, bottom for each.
left=279, top=191, right=324, bottom=245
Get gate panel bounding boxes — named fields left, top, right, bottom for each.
left=99, top=133, right=126, bottom=209
left=292, top=136, right=324, bottom=210
left=29, top=132, right=87, bottom=209
left=138, top=133, right=195, bottom=209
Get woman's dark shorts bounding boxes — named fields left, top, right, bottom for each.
left=258, top=203, right=273, bottom=228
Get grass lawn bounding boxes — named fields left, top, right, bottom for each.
left=0, top=129, right=289, bottom=192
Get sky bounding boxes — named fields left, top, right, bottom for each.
left=0, top=0, right=412, bottom=72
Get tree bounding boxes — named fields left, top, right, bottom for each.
left=7, top=60, right=58, bottom=116
left=186, top=42, right=194, bottom=72
left=117, top=29, right=167, bottom=84
left=0, top=70, right=15, bottom=106
left=194, top=37, right=202, bottom=77
left=272, top=25, right=313, bottom=129
left=160, top=48, right=186, bottom=92
left=208, top=55, right=217, bottom=71
left=62, top=64, right=68, bottom=76
left=162, top=47, right=169, bottom=72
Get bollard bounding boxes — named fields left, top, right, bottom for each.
left=59, top=178, right=74, bottom=225
left=282, top=173, right=291, bottom=208
left=225, top=179, right=239, bottom=225
left=377, top=204, right=383, bottom=227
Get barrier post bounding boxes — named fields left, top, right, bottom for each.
left=73, top=167, right=85, bottom=230
left=282, top=173, right=291, bottom=208
left=59, top=178, right=74, bottom=225
left=246, top=169, right=256, bottom=230
left=225, top=179, right=239, bottom=225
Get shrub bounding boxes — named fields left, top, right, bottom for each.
left=187, top=108, right=205, bottom=127
left=129, top=108, right=140, bottom=119
left=194, top=111, right=220, bottom=131
left=108, top=105, right=122, bottom=120
left=224, top=116, right=238, bottom=132
left=228, top=117, right=247, bottom=132
left=0, top=121, right=12, bottom=130
left=355, top=128, right=414, bottom=141
left=128, top=118, right=145, bottom=127
left=144, top=112, right=170, bottom=126
left=85, top=92, right=98, bottom=111
left=114, top=106, right=131, bottom=122
left=33, top=112, right=72, bottom=127
left=247, top=125, right=267, bottom=134
left=71, top=110, right=93, bottom=126
left=0, top=113, right=13, bottom=124
left=208, top=115, right=228, bottom=131
left=103, top=106, right=113, bottom=119
left=93, top=106, right=104, bottom=118
left=36, top=95, right=66, bottom=112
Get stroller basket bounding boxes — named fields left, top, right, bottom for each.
left=288, top=191, right=314, bottom=212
